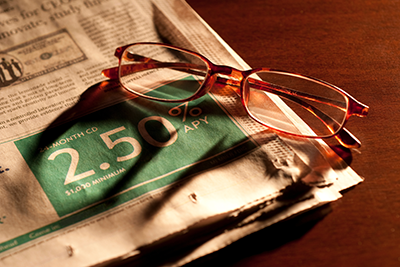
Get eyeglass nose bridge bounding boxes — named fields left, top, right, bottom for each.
left=211, top=64, right=244, bottom=80
left=207, top=64, right=244, bottom=90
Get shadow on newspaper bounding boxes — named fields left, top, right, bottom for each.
left=17, top=79, right=351, bottom=266
left=21, top=79, right=311, bottom=218
left=20, top=78, right=351, bottom=210
left=101, top=184, right=330, bottom=267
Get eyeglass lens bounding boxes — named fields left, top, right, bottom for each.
left=119, top=44, right=208, bottom=100
left=245, top=71, right=348, bottom=137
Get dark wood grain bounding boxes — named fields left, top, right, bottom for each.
left=185, top=0, right=400, bottom=266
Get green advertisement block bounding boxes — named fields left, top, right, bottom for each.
left=15, top=81, right=257, bottom=217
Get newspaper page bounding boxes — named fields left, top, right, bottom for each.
left=0, top=0, right=362, bottom=266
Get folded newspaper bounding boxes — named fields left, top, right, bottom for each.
left=0, top=0, right=363, bottom=266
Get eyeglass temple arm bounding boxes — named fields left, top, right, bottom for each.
left=102, top=61, right=344, bottom=127
left=103, top=52, right=343, bottom=108
left=103, top=56, right=365, bottom=116
left=101, top=57, right=364, bottom=148
left=224, top=77, right=349, bottom=111
left=102, top=52, right=207, bottom=79
left=247, top=78, right=369, bottom=117
left=102, top=63, right=206, bottom=80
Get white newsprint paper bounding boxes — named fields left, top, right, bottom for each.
left=0, top=0, right=362, bottom=266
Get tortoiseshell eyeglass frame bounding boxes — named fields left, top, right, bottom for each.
left=102, top=42, right=369, bottom=148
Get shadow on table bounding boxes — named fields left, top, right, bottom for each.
left=187, top=204, right=332, bottom=267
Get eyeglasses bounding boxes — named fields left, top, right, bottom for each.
left=101, top=42, right=369, bottom=148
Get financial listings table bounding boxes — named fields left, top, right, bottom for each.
left=186, top=0, right=400, bottom=267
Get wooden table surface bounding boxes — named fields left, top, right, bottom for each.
left=185, top=0, right=400, bottom=266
